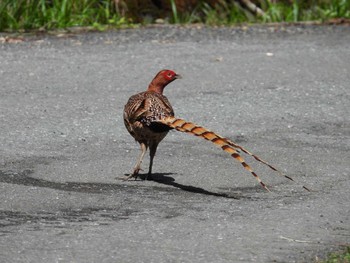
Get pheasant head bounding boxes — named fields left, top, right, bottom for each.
left=148, top=69, right=181, bottom=94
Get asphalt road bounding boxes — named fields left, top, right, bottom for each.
left=0, top=25, right=349, bottom=263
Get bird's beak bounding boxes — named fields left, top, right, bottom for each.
left=175, top=74, right=182, bottom=79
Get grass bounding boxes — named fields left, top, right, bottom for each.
left=170, top=0, right=179, bottom=24
left=0, top=0, right=128, bottom=32
left=196, top=0, right=350, bottom=25
left=318, top=247, right=350, bottom=263
left=0, top=0, right=349, bottom=32
left=262, top=0, right=350, bottom=23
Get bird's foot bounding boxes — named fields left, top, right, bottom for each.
left=122, top=174, right=138, bottom=181
left=118, top=168, right=143, bottom=181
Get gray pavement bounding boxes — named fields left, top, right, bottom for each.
left=0, top=25, right=349, bottom=262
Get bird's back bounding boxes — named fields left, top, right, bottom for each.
left=124, top=91, right=174, bottom=140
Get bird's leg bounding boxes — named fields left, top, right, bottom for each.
left=124, top=142, right=148, bottom=180
left=145, top=142, right=158, bottom=180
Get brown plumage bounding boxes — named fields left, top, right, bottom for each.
left=123, top=69, right=180, bottom=180
left=123, top=69, right=310, bottom=191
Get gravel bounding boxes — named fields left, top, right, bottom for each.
left=0, top=24, right=349, bottom=262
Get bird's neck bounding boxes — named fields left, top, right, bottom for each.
left=147, top=83, right=165, bottom=94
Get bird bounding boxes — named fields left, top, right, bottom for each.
left=123, top=69, right=179, bottom=180
left=123, top=69, right=310, bottom=192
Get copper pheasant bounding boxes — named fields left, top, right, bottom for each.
left=123, top=69, right=180, bottom=180
left=123, top=69, right=309, bottom=191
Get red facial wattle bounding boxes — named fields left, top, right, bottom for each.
left=162, top=70, right=175, bottom=81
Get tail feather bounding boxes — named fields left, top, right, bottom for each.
left=157, top=116, right=309, bottom=192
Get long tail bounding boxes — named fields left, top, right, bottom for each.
left=157, top=116, right=310, bottom=192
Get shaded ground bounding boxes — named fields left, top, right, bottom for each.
left=0, top=25, right=349, bottom=262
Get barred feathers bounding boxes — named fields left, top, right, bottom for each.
left=157, top=116, right=310, bottom=192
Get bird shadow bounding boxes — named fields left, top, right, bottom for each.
left=124, top=172, right=240, bottom=199
left=0, top=169, right=240, bottom=199
left=0, top=169, right=136, bottom=194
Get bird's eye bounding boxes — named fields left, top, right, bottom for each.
left=167, top=72, right=172, bottom=77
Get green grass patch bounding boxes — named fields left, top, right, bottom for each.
left=196, top=0, right=350, bottom=25
left=0, top=0, right=129, bottom=32
left=0, top=0, right=350, bottom=32
left=318, top=247, right=350, bottom=263
left=263, top=0, right=350, bottom=23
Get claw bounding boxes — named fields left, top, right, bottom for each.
left=119, top=167, right=143, bottom=181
